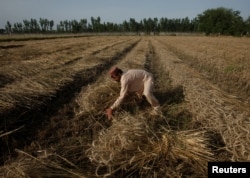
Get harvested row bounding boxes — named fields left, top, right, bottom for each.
left=75, top=38, right=214, bottom=177
left=0, top=36, right=123, bottom=64
left=0, top=37, right=140, bottom=165
left=0, top=37, right=139, bottom=114
left=151, top=37, right=250, bottom=161
left=0, top=37, right=149, bottom=177
left=76, top=38, right=151, bottom=116
left=0, top=38, right=215, bottom=178
left=0, top=37, right=131, bottom=86
left=155, top=36, right=250, bottom=105
left=2, top=36, right=247, bottom=177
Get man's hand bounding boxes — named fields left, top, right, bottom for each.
left=105, top=108, right=113, bottom=120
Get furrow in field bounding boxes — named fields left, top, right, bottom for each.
left=0, top=38, right=140, bottom=125
left=151, top=37, right=250, bottom=161
left=0, top=37, right=140, bottom=166
left=57, top=38, right=211, bottom=177
left=76, top=38, right=151, bottom=115
left=24, top=38, right=151, bottom=177
left=154, top=36, right=250, bottom=106
left=0, top=37, right=131, bottom=86
left=0, top=37, right=114, bottom=63
left=0, top=37, right=213, bottom=178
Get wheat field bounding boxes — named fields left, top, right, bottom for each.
left=0, top=35, right=249, bottom=177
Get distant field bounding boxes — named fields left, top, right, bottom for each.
left=0, top=36, right=249, bottom=177
left=0, top=33, right=136, bottom=42
left=0, top=34, right=87, bottom=41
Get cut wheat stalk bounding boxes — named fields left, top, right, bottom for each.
left=86, top=113, right=214, bottom=177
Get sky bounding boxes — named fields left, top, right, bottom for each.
left=0, top=0, right=250, bottom=29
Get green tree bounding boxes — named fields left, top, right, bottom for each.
left=13, top=22, right=23, bottom=33
left=197, top=7, right=244, bottom=35
left=57, top=21, right=64, bottom=32
left=71, top=20, right=81, bottom=33
left=122, top=20, right=130, bottom=32
left=245, top=16, right=250, bottom=35
left=80, top=18, right=88, bottom=32
left=5, top=21, right=12, bottom=34
left=181, top=17, right=191, bottom=32
left=39, top=18, right=51, bottom=33
left=30, top=18, right=40, bottom=32
left=63, top=20, right=70, bottom=32
left=39, top=18, right=46, bottom=32
left=91, top=16, right=102, bottom=32
left=129, top=18, right=139, bottom=33
left=23, top=19, right=30, bottom=33
left=49, top=20, right=54, bottom=32
left=159, top=17, right=167, bottom=32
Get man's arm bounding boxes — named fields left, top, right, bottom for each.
left=106, top=78, right=128, bottom=120
left=110, top=81, right=128, bottom=110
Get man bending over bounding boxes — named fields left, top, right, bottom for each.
left=106, top=66, right=160, bottom=120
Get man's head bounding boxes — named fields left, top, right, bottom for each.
left=109, top=67, right=123, bottom=82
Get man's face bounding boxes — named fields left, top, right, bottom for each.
left=110, top=73, right=120, bottom=82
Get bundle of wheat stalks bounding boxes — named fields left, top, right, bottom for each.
left=86, top=113, right=214, bottom=177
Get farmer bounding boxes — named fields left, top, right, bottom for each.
left=106, top=66, right=160, bottom=120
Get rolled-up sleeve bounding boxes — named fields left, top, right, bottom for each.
left=110, top=78, right=128, bottom=110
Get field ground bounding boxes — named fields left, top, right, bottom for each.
left=0, top=36, right=249, bottom=177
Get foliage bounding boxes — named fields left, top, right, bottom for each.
left=197, top=7, right=245, bottom=35
left=5, top=21, right=12, bottom=34
left=3, top=7, right=250, bottom=36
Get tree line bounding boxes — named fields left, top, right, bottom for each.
left=2, top=7, right=250, bottom=36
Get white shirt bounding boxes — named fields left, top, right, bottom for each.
left=110, top=69, right=153, bottom=110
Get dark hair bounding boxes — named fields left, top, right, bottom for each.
left=115, top=67, right=123, bottom=75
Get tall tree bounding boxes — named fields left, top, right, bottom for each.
left=71, top=20, right=81, bottom=33
left=197, top=7, right=244, bottom=35
left=39, top=18, right=45, bottom=32
left=49, top=20, right=54, bottom=32
left=13, top=22, right=23, bottom=33
left=23, top=19, right=30, bottom=33
left=30, top=18, right=40, bottom=32
left=245, top=16, right=250, bottom=35
left=129, top=18, right=139, bottom=33
left=122, top=20, right=130, bottom=32
left=91, top=16, right=102, bottom=32
left=80, top=18, right=88, bottom=32
left=5, top=21, right=12, bottom=34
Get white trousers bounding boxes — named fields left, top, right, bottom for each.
left=142, top=75, right=160, bottom=107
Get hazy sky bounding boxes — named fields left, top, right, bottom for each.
left=1, top=0, right=250, bottom=29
